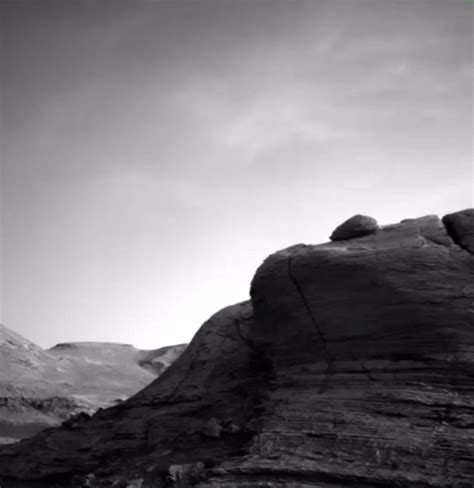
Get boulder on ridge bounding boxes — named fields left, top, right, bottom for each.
left=329, top=214, right=379, bottom=241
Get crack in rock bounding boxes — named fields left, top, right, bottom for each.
left=287, top=256, right=334, bottom=394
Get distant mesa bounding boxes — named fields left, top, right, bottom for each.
left=51, top=342, right=134, bottom=349
left=330, top=214, right=379, bottom=241
left=51, top=343, right=79, bottom=349
left=0, top=324, right=186, bottom=444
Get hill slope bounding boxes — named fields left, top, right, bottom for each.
left=0, top=326, right=186, bottom=442
left=0, top=209, right=472, bottom=487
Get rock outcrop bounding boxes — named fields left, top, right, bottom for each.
left=0, top=209, right=473, bottom=488
left=443, top=208, right=474, bottom=254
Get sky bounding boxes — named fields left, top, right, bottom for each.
left=0, top=0, right=472, bottom=349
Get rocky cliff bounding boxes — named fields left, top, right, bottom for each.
left=0, top=209, right=473, bottom=488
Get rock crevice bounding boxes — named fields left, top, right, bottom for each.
left=286, top=256, right=329, bottom=357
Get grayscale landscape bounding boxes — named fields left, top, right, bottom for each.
left=0, top=209, right=473, bottom=487
left=0, top=0, right=472, bottom=486
left=0, top=323, right=185, bottom=443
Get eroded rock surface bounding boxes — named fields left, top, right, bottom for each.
left=0, top=210, right=473, bottom=487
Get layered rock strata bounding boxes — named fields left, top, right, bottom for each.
left=0, top=210, right=473, bottom=488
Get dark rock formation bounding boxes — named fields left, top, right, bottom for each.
left=443, top=208, right=474, bottom=254
left=329, top=214, right=379, bottom=241
left=0, top=209, right=473, bottom=487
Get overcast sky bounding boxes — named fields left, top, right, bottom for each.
left=0, top=0, right=472, bottom=349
